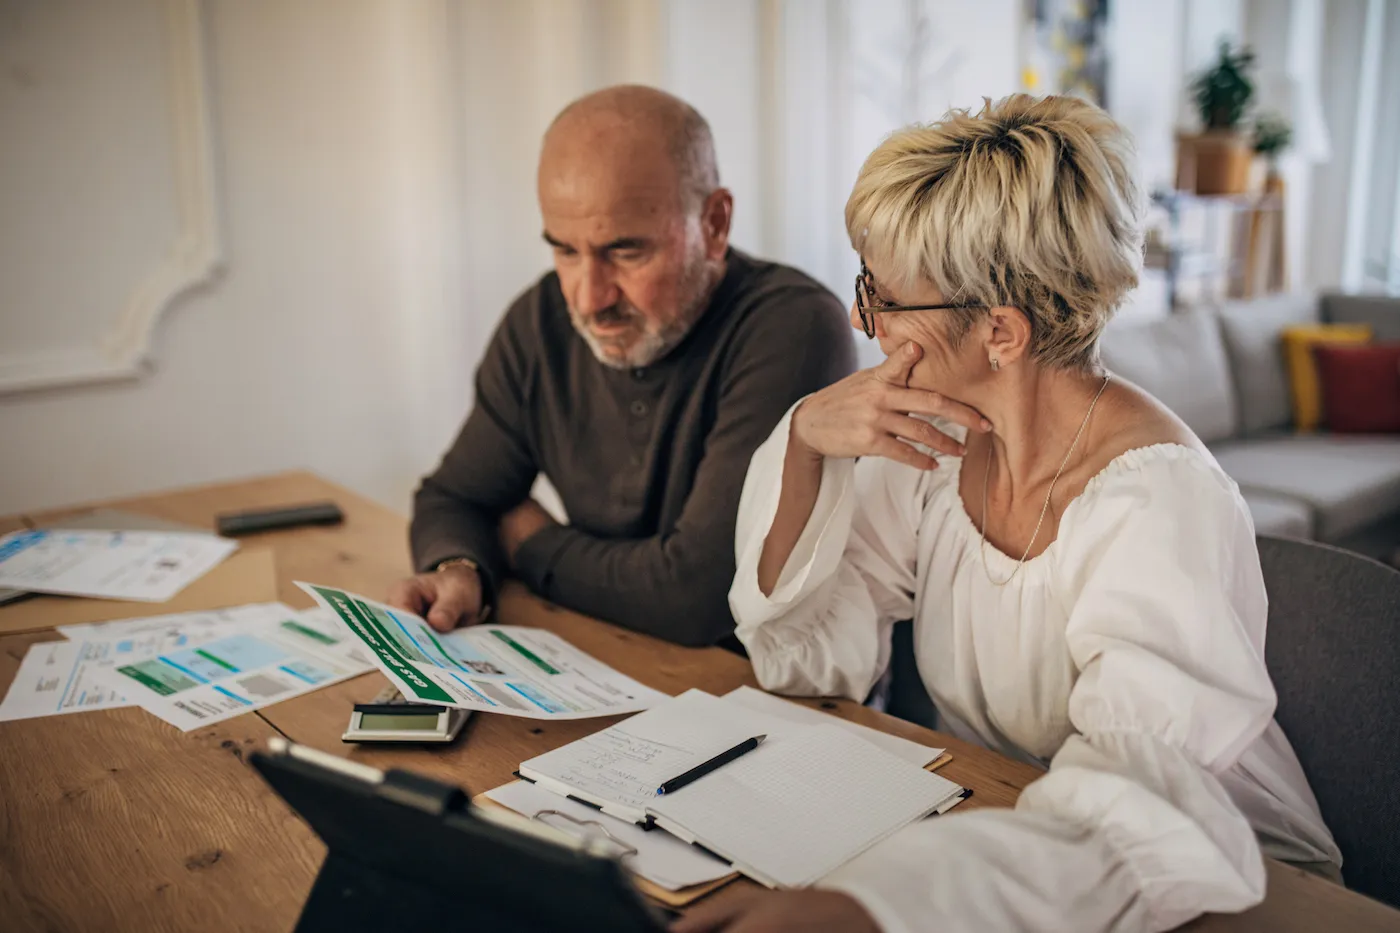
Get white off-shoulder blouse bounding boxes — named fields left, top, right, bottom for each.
left=729, top=406, right=1341, bottom=933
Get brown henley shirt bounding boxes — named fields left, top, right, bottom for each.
left=410, top=248, right=856, bottom=646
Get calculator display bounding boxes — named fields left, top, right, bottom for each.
left=358, top=713, right=440, bottom=731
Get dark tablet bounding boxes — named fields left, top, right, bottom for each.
left=250, top=739, right=670, bottom=933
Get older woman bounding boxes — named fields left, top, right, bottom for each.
left=678, top=96, right=1340, bottom=933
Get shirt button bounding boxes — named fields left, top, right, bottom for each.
left=630, top=400, right=648, bottom=417
left=633, top=368, right=646, bottom=380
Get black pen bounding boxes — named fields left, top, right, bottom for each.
left=656, top=735, right=766, bottom=796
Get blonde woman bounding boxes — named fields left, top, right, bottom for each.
left=679, top=96, right=1339, bottom=933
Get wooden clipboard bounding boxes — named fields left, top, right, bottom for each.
left=633, top=868, right=738, bottom=908
left=0, top=547, right=279, bottom=635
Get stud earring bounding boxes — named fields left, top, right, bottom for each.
left=990, top=357, right=1000, bottom=372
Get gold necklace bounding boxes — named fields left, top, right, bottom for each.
left=980, top=374, right=1111, bottom=586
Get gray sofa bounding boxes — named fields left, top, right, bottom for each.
left=1099, top=292, right=1400, bottom=558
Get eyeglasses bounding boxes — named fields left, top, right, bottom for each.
left=855, top=260, right=985, bottom=339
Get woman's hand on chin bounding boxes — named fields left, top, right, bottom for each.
left=791, top=341, right=991, bottom=470
left=671, top=888, right=881, bottom=933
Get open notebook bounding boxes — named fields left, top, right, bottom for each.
left=518, top=689, right=965, bottom=889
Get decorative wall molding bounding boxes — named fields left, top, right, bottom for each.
left=0, top=0, right=222, bottom=395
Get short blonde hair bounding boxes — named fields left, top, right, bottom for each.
left=845, top=94, right=1144, bottom=370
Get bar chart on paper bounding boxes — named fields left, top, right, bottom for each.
left=98, top=609, right=373, bottom=730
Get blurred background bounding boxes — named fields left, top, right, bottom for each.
left=1, top=0, right=1396, bottom=518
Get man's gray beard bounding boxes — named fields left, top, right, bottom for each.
left=577, top=320, right=679, bottom=370
left=573, top=258, right=717, bottom=370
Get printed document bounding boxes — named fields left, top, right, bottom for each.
left=300, top=582, right=668, bottom=720
left=0, top=604, right=270, bottom=722
left=56, top=603, right=270, bottom=643
left=94, top=603, right=374, bottom=731
left=0, top=529, right=238, bottom=602
left=0, top=639, right=130, bottom=721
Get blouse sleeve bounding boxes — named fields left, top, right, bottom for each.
left=728, top=404, right=936, bottom=701
left=816, top=450, right=1277, bottom=933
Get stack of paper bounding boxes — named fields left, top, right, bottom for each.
left=0, top=603, right=375, bottom=730
left=0, top=528, right=239, bottom=602
left=98, top=605, right=375, bottom=730
left=515, top=689, right=965, bottom=889
left=0, top=605, right=269, bottom=722
left=648, top=723, right=955, bottom=888
left=0, top=547, right=280, bottom=638
left=0, top=509, right=204, bottom=607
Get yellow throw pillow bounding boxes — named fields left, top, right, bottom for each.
left=1281, top=324, right=1373, bottom=431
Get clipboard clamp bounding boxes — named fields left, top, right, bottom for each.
left=531, top=809, right=638, bottom=859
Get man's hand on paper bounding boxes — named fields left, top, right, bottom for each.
left=671, top=888, right=880, bottom=933
left=386, top=563, right=484, bottom=632
left=498, top=497, right=557, bottom=569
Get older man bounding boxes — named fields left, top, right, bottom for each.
left=389, top=85, right=854, bottom=647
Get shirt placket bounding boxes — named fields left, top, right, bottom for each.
left=616, top=366, right=661, bottom=505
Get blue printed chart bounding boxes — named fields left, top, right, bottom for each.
left=92, top=605, right=374, bottom=730
left=0, top=605, right=278, bottom=723
left=301, top=582, right=669, bottom=720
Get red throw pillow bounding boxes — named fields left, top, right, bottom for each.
left=1313, top=342, right=1400, bottom=434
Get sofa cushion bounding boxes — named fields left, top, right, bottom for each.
left=1217, top=293, right=1319, bottom=434
left=1281, top=324, right=1373, bottom=432
left=1211, top=434, right=1400, bottom=541
left=1313, top=342, right=1400, bottom=434
left=1238, top=489, right=1312, bottom=540
left=1100, top=309, right=1238, bottom=443
left=1322, top=293, right=1400, bottom=341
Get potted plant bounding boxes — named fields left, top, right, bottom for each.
left=1176, top=42, right=1257, bottom=195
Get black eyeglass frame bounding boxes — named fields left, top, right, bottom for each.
left=855, top=260, right=986, bottom=338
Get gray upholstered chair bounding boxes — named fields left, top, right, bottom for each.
left=884, top=536, right=1400, bottom=905
left=1257, top=534, right=1400, bottom=906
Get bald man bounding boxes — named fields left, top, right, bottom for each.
left=391, top=86, right=854, bottom=648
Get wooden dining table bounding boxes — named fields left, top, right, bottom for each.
left=1, top=471, right=1396, bottom=932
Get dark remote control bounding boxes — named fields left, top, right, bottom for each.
left=216, top=501, right=344, bottom=536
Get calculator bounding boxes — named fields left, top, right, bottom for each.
left=342, top=685, right=471, bottom=744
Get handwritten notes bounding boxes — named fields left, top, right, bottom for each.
left=519, top=689, right=793, bottom=818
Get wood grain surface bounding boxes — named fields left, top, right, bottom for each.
left=0, top=630, right=319, bottom=933
left=1, top=472, right=1396, bottom=932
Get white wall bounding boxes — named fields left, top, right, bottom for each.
left=666, top=0, right=769, bottom=255
left=0, top=1, right=464, bottom=516
left=0, top=0, right=179, bottom=374
left=1181, top=0, right=1245, bottom=78
left=1309, top=0, right=1373, bottom=290
left=1357, top=0, right=1400, bottom=291
left=1109, top=1, right=1184, bottom=193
